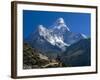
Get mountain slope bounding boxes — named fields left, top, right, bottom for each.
left=23, top=43, right=64, bottom=69
left=60, top=38, right=91, bottom=67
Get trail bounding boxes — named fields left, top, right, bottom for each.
left=42, top=62, right=59, bottom=68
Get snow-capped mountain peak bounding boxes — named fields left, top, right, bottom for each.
left=26, top=17, right=87, bottom=56
left=57, top=17, right=65, bottom=24
left=38, top=25, right=45, bottom=32
left=53, top=17, right=70, bottom=31
left=37, top=24, right=69, bottom=50
left=38, top=25, right=48, bottom=37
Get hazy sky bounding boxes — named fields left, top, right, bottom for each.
left=23, top=10, right=91, bottom=39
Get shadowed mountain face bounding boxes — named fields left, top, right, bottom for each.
left=60, top=38, right=91, bottom=66
left=23, top=38, right=91, bottom=69
left=25, top=18, right=87, bottom=58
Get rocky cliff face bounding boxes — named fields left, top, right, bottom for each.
left=23, top=43, right=63, bottom=69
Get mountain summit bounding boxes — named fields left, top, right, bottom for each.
left=57, top=17, right=65, bottom=24
left=26, top=17, right=87, bottom=58
left=53, top=17, right=70, bottom=31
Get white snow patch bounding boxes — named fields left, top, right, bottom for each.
left=57, top=17, right=65, bottom=24
left=53, top=17, right=70, bottom=31
left=81, top=33, right=87, bottom=38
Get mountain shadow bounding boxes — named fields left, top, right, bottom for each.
left=60, top=38, right=91, bottom=67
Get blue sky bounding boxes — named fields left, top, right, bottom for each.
left=23, top=10, right=91, bottom=39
